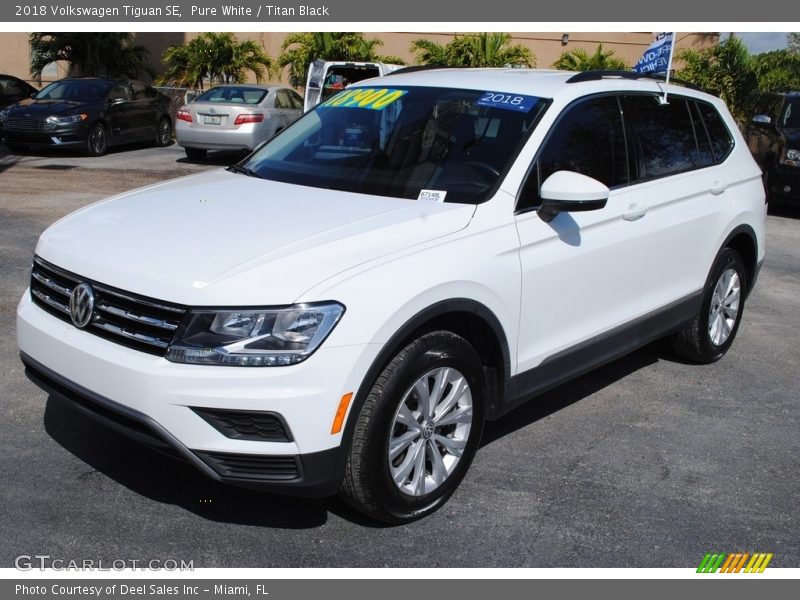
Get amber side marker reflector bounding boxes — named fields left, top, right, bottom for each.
left=331, top=393, right=353, bottom=434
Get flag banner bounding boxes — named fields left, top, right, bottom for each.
left=633, top=32, right=675, bottom=73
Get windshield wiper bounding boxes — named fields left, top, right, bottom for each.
left=226, top=164, right=261, bottom=178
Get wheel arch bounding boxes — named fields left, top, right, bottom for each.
left=720, top=224, right=759, bottom=296
left=333, top=298, right=511, bottom=482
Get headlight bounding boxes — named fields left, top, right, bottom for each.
left=166, top=302, right=345, bottom=366
left=45, top=113, right=88, bottom=125
left=0, top=109, right=9, bottom=124
left=785, top=149, right=800, bottom=167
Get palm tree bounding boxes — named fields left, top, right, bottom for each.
left=279, top=33, right=404, bottom=88
left=160, top=33, right=275, bottom=89
left=677, top=36, right=758, bottom=125
left=410, top=33, right=535, bottom=68
left=29, top=33, right=152, bottom=82
left=552, top=44, right=628, bottom=71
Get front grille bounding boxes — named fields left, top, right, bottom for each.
left=194, top=451, right=301, bottom=481
left=5, top=117, right=46, bottom=131
left=192, top=408, right=292, bottom=442
left=30, top=256, right=188, bottom=356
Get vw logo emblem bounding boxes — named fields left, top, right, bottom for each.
left=69, top=282, right=95, bottom=329
left=208, top=107, right=216, bottom=114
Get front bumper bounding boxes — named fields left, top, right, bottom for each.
left=17, top=292, right=380, bottom=496
left=767, top=164, right=800, bottom=203
left=2, top=123, right=89, bottom=147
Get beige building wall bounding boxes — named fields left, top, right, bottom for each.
left=1, top=32, right=719, bottom=87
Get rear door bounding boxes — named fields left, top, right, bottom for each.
left=623, top=94, right=737, bottom=314
left=129, top=81, right=158, bottom=140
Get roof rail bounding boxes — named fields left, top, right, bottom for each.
left=385, top=65, right=450, bottom=76
left=565, top=70, right=705, bottom=92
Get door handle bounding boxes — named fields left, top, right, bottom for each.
left=710, top=181, right=728, bottom=196
left=623, top=204, right=647, bottom=221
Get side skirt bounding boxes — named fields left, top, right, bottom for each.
left=495, top=291, right=703, bottom=419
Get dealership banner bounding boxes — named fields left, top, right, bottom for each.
left=3, top=579, right=799, bottom=600
left=2, top=0, right=800, bottom=22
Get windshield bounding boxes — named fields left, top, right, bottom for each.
left=195, top=86, right=267, bottom=105
left=781, top=99, right=800, bottom=129
left=35, top=80, right=112, bottom=102
left=241, top=86, right=547, bottom=204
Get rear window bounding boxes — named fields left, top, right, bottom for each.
left=195, top=87, right=267, bottom=105
left=626, top=96, right=700, bottom=179
left=696, top=102, right=734, bottom=163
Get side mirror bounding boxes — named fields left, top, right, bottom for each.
left=30, top=92, right=37, bottom=98
left=752, top=114, right=771, bottom=126
left=537, top=171, right=609, bottom=223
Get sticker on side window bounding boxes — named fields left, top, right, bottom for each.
left=321, top=88, right=408, bottom=110
left=418, top=189, right=447, bottom=202
left=476, top=92, right=539, bottom=112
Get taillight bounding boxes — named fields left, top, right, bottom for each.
left=176, top=109, right=192, bottom=123
left=234, top=113, right=264, bottom=126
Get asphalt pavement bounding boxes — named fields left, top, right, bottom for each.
left=1, top=142, right=798, bottom=568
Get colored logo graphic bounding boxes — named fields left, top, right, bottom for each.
left=697, top=552, right=773, bottom=573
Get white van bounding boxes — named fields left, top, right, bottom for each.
left=303, top=60, right=403, bottom=111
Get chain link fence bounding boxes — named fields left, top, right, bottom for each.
left=153, top=86, right=201, bottom=118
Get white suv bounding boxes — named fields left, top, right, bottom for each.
left=17, top=69, right=766, bottom=523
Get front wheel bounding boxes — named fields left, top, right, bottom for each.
left=155, top=117, right=172, bottom=147
left=340, top=331, right=485, bottom=523
left=672, top=248, right=747, bottom=363
left=85, top=122, right=108, bottom=156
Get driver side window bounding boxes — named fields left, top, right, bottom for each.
left=109, top=83, right=131, bottom=102
left=518, top=95, right=628, bottom=211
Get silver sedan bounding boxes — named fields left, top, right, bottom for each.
left=175, top=84, right=303, bottom=160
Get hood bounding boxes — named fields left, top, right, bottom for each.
left=7, top=97, right=100, bottom=116
left=36, top=170, right=476, bottom=305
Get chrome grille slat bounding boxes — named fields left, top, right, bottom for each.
left=5, top=118, right=45, bottom=131
left=90, top=320, right=171, bottom=348
left=30, top=256, right=187, bottom=356
left=96, top=302, right=179, bottom=331
left=31, top=270, right=74, bottom=297
left=31, top=288, right=70, bottom=314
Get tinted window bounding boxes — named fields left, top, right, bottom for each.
left=131, top=81, right=147, bottom=100
left=195, top=86, right=266, bottom=105
left=627, top=96, right=699, bottom=179
left=697, top=102, right=734, bottom=163
left=274, top=91, right=290, bottom=109
left=242, top=86, right=547, bottom=204
left=1, top=78, right=26, bottom=97
left=691, top=102, right=715, bottom=168
left=286, top=89, right=303, bottom=110
left=109, top=82, right=131, bottom=102
left=539, top=95, right=628, bottom=188
left=780, top=99, right=800, bottom=129
left=36, top=80, right=113, bottom=102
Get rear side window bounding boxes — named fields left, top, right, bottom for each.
left=696, top=102, right=734, bottom=163
left=626, top=96, right=699, bottom=179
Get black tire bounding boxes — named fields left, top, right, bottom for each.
left=340, top=331, right=485, bottom=524
left=672, top=248, right=747, bottom=364
left=155, top=117, right=172, bottom=147
left=86, top=122, right=108, bottom=156
left=184, top=147, right=207, bottom=161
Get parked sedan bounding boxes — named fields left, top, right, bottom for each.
left=0, top=75, right=37, bottom=109
left=0, top=77, right=172, bottom=156
left=175, top=85, right=303, bottom=160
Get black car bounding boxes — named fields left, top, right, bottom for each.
left=744, top=92, right=800, bottom=205
left=0, top=77, right=172, bottom=156
left=0, top=75, right=37, bottom=109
